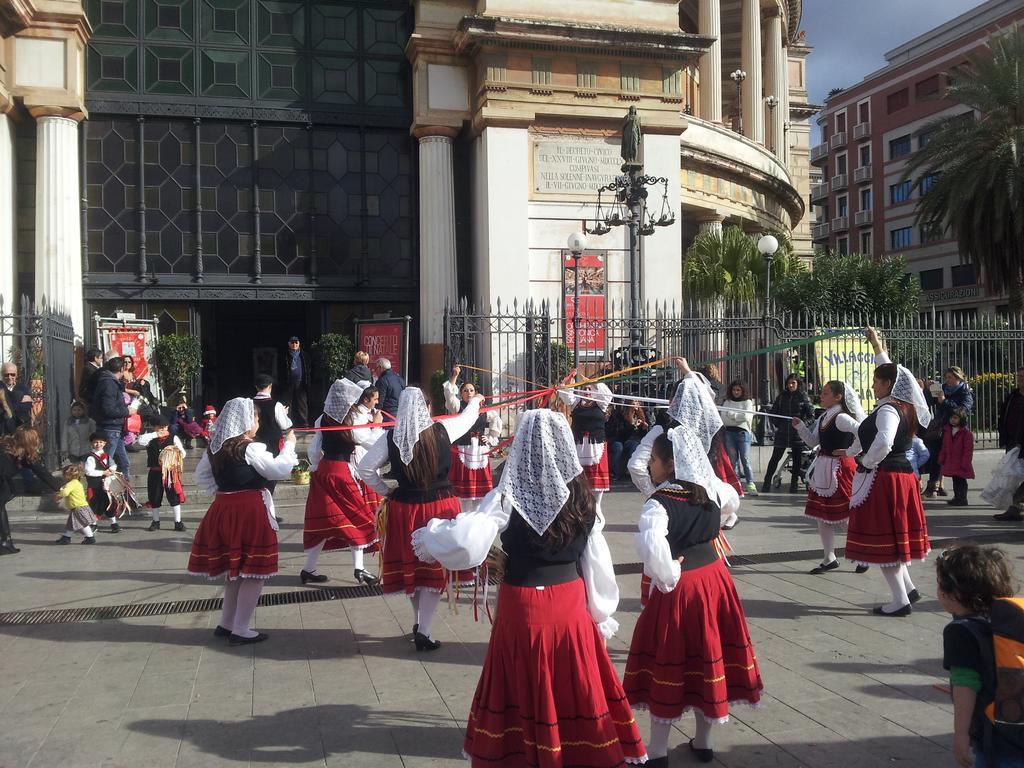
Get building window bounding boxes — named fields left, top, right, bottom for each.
left=916, top=75, right=941, bottom=100
left=920, top=172, right=939, bottom=194
left=887, top=88, right=909, bottom=113
left=889, top=134, right=912, bottom=159
left=662, top=68, right=681, bottom=95
left=860, top=187, right=872, bottom=210
left=532, top=58, right=552, bottom=86
left=837, top=195, right=848, bottom=216
left=486, top=54, right=507, bottom=82
left=836, top=112, right=847, bottom=133
left=858, top=100, right=870, bottom=124
left=859, top=143, right=870, bottom=167
left=951, top=264, right=977, bottom=287
left=836, top=153, right=847, bottom=174
left=890, top=180, right=912, bottom=204
left=860, top=231, right=872, bottom=254
left=920, top=224, right=944, bottom=244
left=620, top=65, right=641, bottom=93
left=918, top=130, right=934, bottom=150
left=577, top=61, right=598, bottom=89
left=890, top=227, right=913, bottom=250
left=837, top=237, right=849, bottom=255
left=919, top=267, right=943, bottom=290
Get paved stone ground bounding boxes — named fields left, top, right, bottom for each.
left=0, top=446, right=1020, bottom=768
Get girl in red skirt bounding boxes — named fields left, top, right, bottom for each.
left=355, top=387, right=484, bottom=651
left=793, top=380, right=866, bottom=575
left=412, top=408, right=647, bottom=768
left=301, top=378, right=382, bottom=586
left=558, top=381, right=613, bottom=516
left=847, top=327, right=932, bottom=616
left=188, top=397, right=298, bottom=646
left=626, top=364, right=759, bottom=765
left=443, top=365, right=503, bottom=513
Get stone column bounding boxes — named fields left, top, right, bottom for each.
left=0, top=113, right=15, bottom=318
left=698, top=0, right=722, bottom=123
left=698, top=214, right=725, bottom=235
left=764, top=9, right=786, bottom=158
left=414, top=126, right=458, bottom=384
left=34, top=114, right=84, bottom=338
left=741, top=0, right=764, bottom=144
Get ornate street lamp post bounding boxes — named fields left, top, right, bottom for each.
left=567, top=231, right=588, bottom=371
left=730, top=69, right=747, bottom=135
left=757, top=233, right=780, bottom=416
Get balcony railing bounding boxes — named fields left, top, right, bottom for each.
left=853, top=122, right=871, bottom=139
left=810, top=143, right=829, bottom=164
left=810, top=181, right=830, bottom=202
left=831, top=173, right=848, bottom=190
left=831, top=215, right=849, bottom=232
left=829, top=131, right=847, bottom=148
left=853, top=166, right=872, bottom=183
left=811, top=222, right=830, bottom=240
left=855, top=210, right=873, bottom=226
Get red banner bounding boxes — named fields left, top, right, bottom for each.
left=358, top=321, right=407, bottom=377
left=563, top=252, right=606, bottom=353
left=106, top=327, right=151, bottom=381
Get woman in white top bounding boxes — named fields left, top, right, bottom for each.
left=411, top=409, right=647, bottom=767
left=720, top=380, right=758, bottom=496
left=793, top=381, right=866, bottom=575
left=557, top=380, right=614, bottom=516
left=442, top=365, right=503, bottom=513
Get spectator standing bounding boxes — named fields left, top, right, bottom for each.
left=721, top=380, right=758, bottom=495
left=281, top=336, right=312, bottom=427
left=79, top=347, right=103, bottom=406
left=923, top=366, right=975, bottom=498
left=939, top=408, right=975, bottom=507
left=761, top=374, right=814, bottom=494
left=373, top=357, right=406, bottom=419
left=89, top=357, right=132, bottom=476
left=0, top=363, right=33, bottom=435
left=345, top=351, right=373, bottom=387
left=61, top=400, right=95, bottom=462
left=998, top=367, right=1024, bottom=451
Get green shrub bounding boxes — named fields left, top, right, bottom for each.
left=969, top=372, right=1016, bottom=432
left=154, top=334, right=202, bottom=396
left=311, top=333, right=355, bottom=382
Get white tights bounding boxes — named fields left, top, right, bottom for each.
left=818, top=520, right=836, bottom=564
left=647, top=713, right=715, bottom=758
left=304, top=541, right=367, bottom=573
left=410, top=588, right=442, bottom=638
left=881, top=564, right=915, bottom=612
left=219, top=578, right=265, bottom=639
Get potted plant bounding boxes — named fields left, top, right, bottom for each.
left=154, top=334, right=203, bottom=400
left=292, top=458, right=311, bottom=485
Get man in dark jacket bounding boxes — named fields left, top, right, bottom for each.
left=998, top=367, right=1024, bottom=450
left=0, top=363, right=32, bottom=436
left=281, top=336, right=312, bottom=427
left=79, top=347, right=104, bottom=406
left=373, top=357, right=405, bottom=418
left=90, top=357, right=132, bottom=475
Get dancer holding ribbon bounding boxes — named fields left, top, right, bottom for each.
left=794, top=381, right=867, bottom=575
left=355, top=387, right=484, bottom=651
left=624, top=358, right=761, bottom=766
left=301, top=378, right=382, bottom=586
left=443, top=365, right=502, bottom=513
left=411, top=408, right=647, bottom=768
left=187, top=397, right=298, bottom=646
left=846, top=327, right=931, bottom=616
left=558, top=377, right=613, bottom=515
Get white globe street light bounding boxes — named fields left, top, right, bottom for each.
left=567, top=232, right=588, bottom=369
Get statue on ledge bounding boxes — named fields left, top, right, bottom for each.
left=621, top=106, right=642, bottom=168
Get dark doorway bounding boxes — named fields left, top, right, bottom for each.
left=203, top=301, right=319, bottom=407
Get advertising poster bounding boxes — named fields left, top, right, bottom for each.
left=356, top=319, right=410, bottom=378
left=563, top=251, right=607, bottom=355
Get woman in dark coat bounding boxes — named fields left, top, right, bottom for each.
left=762, top=374, right=814, bottom=493
left=0, top=426, right=62, bottom=554
left=922, top=366, right=974, bottom=498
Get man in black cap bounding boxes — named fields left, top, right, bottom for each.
left=281, top=336, right=312, bottom=427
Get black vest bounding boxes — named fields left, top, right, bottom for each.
left=818, top=414, right=855, bottom=455
left=454, top=402, right=488, bottom=447
left=146, top=434, right=176, bottom=468
left=211, top=450, right=267, bottom=491
left=857, top=403, right=913, bottom=472
left=652, top=487, right=721, bottom=568
left=254, top=397, right=282, bottom=457
left=386, top=424, right=453, bottom=502
left=86, top=452, right=110, bottom=488
left=500, top=507, right=594, bottom=587
left=571, top=404, right=606, bottom=444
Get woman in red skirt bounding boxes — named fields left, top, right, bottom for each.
left=558, top=381, right=613, bottom=516
left=847, top=327, right=932, bottom=616
left=355, top=386, right=484, bottom=651
left=793, top=380, right=866, bottom=575
left=443, top=365, right=503, bottom=513
left=625, top=363, right=759, bottom=765
left=188, top=397, right=298, bottom=646
left=301, top=378, right=382, bottom=587
left=412, top=408, right=647, bottom=768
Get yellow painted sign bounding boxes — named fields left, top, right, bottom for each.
left=814, top=328, right=877, bottom=413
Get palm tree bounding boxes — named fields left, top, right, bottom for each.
left=903, top=28, right=1024, bottom=311
left=682, top=225, right=803, bottom=306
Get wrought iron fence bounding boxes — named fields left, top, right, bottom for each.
left=0, top=297, right=76, bottom=469
left=444, top=299, right=1024, bottom=449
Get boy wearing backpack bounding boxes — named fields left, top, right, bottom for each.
left=937, top=544, right=1023, bottom=767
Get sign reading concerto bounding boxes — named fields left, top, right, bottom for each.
left=356, top=317, right=412, bottom=378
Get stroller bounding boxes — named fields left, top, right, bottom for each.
left=769, top=443, right=818, bottom=491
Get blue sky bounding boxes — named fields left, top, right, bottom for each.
left=801, top=0, right=982, bottom=136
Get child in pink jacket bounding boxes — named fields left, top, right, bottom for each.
left=939, top=407, right=974, bottom=507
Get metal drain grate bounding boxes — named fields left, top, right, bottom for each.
left=2, top=529, right=1021, bottom=626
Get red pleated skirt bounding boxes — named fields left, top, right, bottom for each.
left=712, top=442, right=744, bottom=496
left=846, top=469, right=930, bottom=566
left=187, top=490, right=278, bottom=580
left=625, top=558, right=762, bottom=723
left=580, top=447, right=610, bottom=492
left=381, top=494, right=462, bottom=594
left=804, top=456, right=856, bottom=524
left=448, top=447, right=494, bottom=500
left=464, top=579, right=647, bottom=768
left=303, top=459, right=380, bottom=552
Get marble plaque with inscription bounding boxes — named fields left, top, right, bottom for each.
left=532, top=138, right=623, bottom=195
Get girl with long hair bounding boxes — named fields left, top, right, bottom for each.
left=721, top=380, right=758, bottom=495
left=0, top=427, right=61, bottom=554
left=443, top=365, right=503, bottom=512
left=301, top=379, right=382, bottom=586
left=355, top=387, right=485, bottom=651
left=762, top=373, right=814, bottom=493
left=411, top=408, right=647, bottom=767
left=187, top=397, right=298, bottom=645
left=558, top=379, right=614, bottom=515
left=846, top=328, right=932, bottom=616
left=794, top=380, right=867, bottom=574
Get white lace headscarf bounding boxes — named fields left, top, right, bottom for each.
left=667, top=425, right=719, bottom=502
left=393, top=387, right=435, bottom=465
left=890, top=365, right=932, bottom=428
left=209, top=397, right=255, bottom=454
left=497, top=409, right=583, bottom=536
left=324, top=378, right=364, bottom=422
left=667, top=375, right=723, bottom=453
left=838, top=380, right=867, bottom=423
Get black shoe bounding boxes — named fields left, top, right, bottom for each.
left=855, top=564, right=870, bottom=574
left=810, top=559, right=840, bottom=575
left=995, top=507, right=1023, bottom=521
left=0, top=538, right=19, bottom=554
left=411, top=623, right=419, bottom=641
left=413, top=631, right=441, bottom=652
left=213, top=625, right=232, bottom=638
left=147, top=520, right=160, bottom=531
left=908, top=589, right=921, bottom=604
left=55, top=535, right=71, bottom=545
left=300, top=569, right=329, bottom=584
left=872, top=603, right=912, bottom=617
left=109, top=522, right=121, bottom=533
left=760, top=483, right=772, bottom=494
left=354, top=569, right=380, bottom=587
left=936, top=487, right=949, bottom=497
left=275, top=516, right=284, bottom=524
left=689, top=739, right=714, bottom=763
left=229, top=632, right=269, bottom=646
left=947, top=498, right=969, bottom=507
left=173, top=521, right=186, bottom=532
left=82, top=536, right=96, bottom=545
